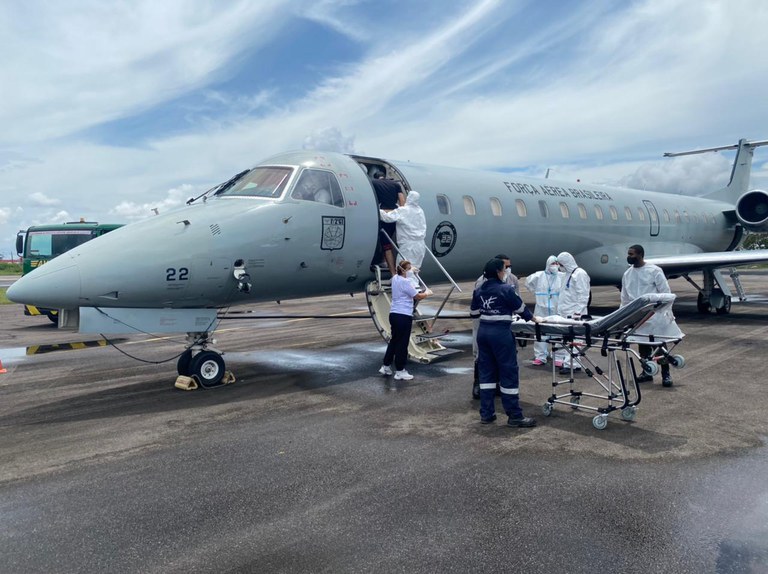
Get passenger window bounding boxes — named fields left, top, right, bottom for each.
left=624, top=206, right=632, bottom=221
left=463, top=195, right=476, bottom=216
left=693, top=213, right=699, bottom=224
left=663, top=209, right=670, bottom=223
left=538, top=200, right=549, bottom=218
left=594, top=205, right=604, bottom=220
left=636, top=207, right=646, bottom=221
left=291, top=169, right=344, bottom=207
left=683, top=210, right=690, bottom=222
left=577, top=203, right=587, bottom=219
left=437, top=195, right=451, bottom=215
left=674, top=209, right=681, bottom=223
left=709, top=213, right=717, bottom=224
left=515, top=199, right=527, bottom=217
left=609, top=206, right=618, bottom=221
left=490, top=197, right=502, bottom=216
left=649, top=209, right=658, bottom=222
left=559, top=202, right=570, bottom=218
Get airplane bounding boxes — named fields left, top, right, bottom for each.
left=8, top=137, right=768, bottom=386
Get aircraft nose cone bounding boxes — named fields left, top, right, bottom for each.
left=7, top=263, right=82, bottom=308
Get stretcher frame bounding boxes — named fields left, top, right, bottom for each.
left=510, top=294, right=685, bottom=430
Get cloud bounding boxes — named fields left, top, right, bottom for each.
left=302, top=127, right=356, bottom=153
left=619, top=154, right=733, bottom=195
left=110, top=184, right=193, bottom=220
left=0, top=207, right=10, bottom=224
left=29, top=192, right=61, bottom=206
left=0, top=1, right=288, bottom=146
left=1, top=0, right=768, bottom=249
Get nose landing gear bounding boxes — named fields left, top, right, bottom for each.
left=174, top=332, right=235, bottom=390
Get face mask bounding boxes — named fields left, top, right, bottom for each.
left=627, top=256, right=638, bottom=265
left=503, top=268, right=511, bottom=281
left=548, top=265, right=559, bottom=274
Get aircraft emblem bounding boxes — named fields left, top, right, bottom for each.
left=321, top=216, right=345, bottom=250
left=431, top=221, right=457, bottom=258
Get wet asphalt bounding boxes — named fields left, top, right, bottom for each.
left=0, top=273, right=767, bottom=573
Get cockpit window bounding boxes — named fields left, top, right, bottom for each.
left=291, top=169, right=345, bottom=207
left=219, top=166, right=293, bottom=198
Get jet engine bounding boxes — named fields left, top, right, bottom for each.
left=735, top=189, right=768, bottom=231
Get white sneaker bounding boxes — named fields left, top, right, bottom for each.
left=394, top=370, right=414, bottom=380
left=378, top=365, right=393, bottom=376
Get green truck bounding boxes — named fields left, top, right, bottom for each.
left=15, top=221, right=123, bottom=323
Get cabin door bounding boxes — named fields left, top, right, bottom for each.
left=643, top=200, right=660, bottom=236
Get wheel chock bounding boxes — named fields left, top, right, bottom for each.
left=174, top=375, right=198, bottom=391
left=222, top=371, right=236, bottom=385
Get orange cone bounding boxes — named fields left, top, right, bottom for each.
left=0, top=358, right=6, bottom=374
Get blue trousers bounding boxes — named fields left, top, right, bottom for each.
left=477, top=322, right=522, bottom=419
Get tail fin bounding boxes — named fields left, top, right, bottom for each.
left=663, top=138, right=768, bottom=204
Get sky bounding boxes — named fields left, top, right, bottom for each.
left=2, top=0, right=768, bottom=259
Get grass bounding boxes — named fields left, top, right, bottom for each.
left=0, top=288, right=11, bottom=305
left=0, top=262, right=21, bottom=274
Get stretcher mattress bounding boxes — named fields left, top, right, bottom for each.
left=509, top=293, right=677, bottom=339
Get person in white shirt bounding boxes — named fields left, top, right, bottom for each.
left=378, top=260, right=431, bottom=380
left=621, top=244, right=676, bottom=387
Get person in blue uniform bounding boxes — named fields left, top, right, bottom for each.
left=470, top=258, right=541, bottom=427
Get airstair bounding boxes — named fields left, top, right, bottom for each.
left=365, top=231, right=464, bottom=364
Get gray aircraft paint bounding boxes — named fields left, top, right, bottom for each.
left=8, top=142, right=768, bottom=314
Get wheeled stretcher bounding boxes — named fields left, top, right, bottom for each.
left=510, top=293, right=685, bottom=430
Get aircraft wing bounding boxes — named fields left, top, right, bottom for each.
left=647, top=249, right=768, bottom=275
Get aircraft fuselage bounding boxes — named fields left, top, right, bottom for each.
left=7, top=150, right=738, bottom=311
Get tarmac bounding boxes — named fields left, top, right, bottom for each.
left=1, top=272, right=767, bottom=573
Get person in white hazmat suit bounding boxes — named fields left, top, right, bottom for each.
left=621, top=244, right=682, bottom=387
left=525, top=255, right=564, bottom=366
left=379, top=191, right=427, bottom=287
left=554, top=251, right=591, bottom=373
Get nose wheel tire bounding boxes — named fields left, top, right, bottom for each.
left=177, top=349, right=193, bottom=376
left=190, top=351, right=226, bottom=387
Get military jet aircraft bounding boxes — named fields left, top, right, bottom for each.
left=8, top=138, right=768, bottom=385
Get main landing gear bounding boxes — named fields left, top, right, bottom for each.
left=174, top=332, right=235, bottom=390
left=685, top=269, right=737, bottom=315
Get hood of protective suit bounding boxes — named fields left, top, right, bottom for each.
left=405, top=191, right=420, bottom=206
left=545, top=255, right=558, bottom=274
left=557, top=252, right=578, bottom=273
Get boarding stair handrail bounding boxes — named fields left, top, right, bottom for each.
left=378, top=229, right=461, bottom=331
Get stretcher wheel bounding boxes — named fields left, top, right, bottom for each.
left=570, top=396, right=580, bottom=410
left=670, top=354, right=685, bottom=369
left=621, top=406, right=637, bottom=421
left=642, top=361, right=659, bottom=376
left=542, top=403, right=553, bottom=416
left=592, top=415, right=608, bottom=430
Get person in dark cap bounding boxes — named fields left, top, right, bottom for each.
left=470, top=258, right=541, bottom=428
